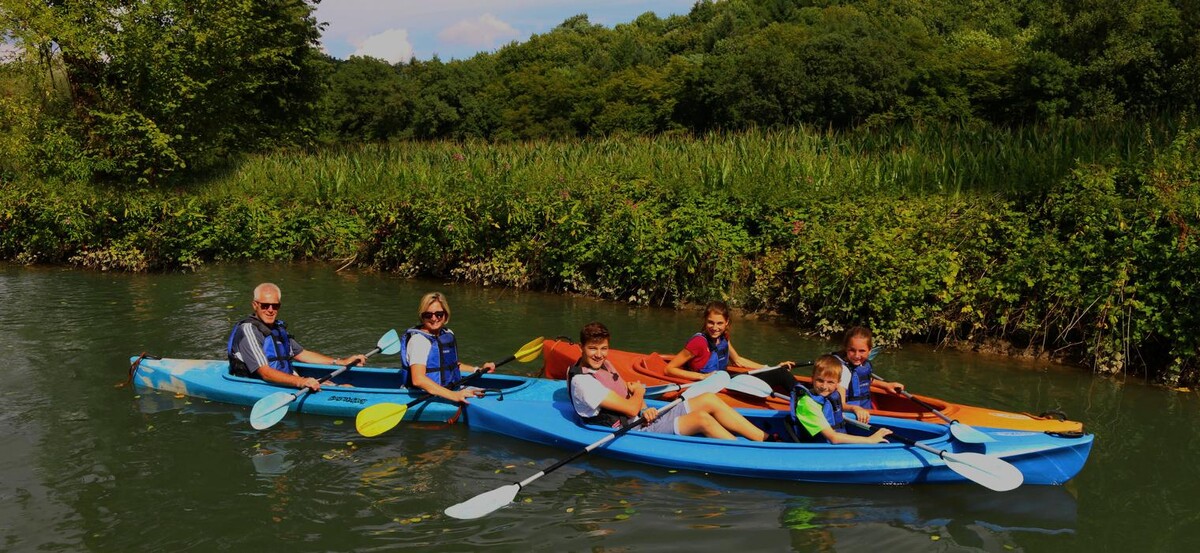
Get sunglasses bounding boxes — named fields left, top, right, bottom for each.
left=255, top=301, right=281, bottom=311
left=420, top=310, right=447, bottom=320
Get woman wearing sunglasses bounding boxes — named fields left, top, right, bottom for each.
left=401, top=292, right=496, bottom=402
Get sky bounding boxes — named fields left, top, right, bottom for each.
left=315, top=1, right=700, bottom=64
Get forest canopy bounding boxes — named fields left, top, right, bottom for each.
left=1, top=0, right=1197, bottom=182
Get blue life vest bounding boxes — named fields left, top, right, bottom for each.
left=788, top=383, right=845, bottom=442
left=226, top=316, right=294, bottom=377
left=689, top=333, right=730, bottom=374
left=400, top=327, right=459, bottom=387
left=835, top=353, right=874, bottom=409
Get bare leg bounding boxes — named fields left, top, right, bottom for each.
left=686, top=393, right=767, bottom=441
left=676, top=411, right=736, bottom=440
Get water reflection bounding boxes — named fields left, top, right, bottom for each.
left=5, top=263, right=1199, bottom=552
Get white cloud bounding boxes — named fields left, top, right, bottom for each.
left=438, top=13, right=521, bottom=49
left=316, top=1, right=698, bottom=60
left=1, top=38, right=23, bottom=63
left=351, top=28, right=414, bottom=64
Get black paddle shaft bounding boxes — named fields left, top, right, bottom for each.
left=401, top=368, right=488, bottom=408
left=535, top=406, right=661, bottom=477
left=313, top=345, right=380, bottom=385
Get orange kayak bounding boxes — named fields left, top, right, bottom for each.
left=541, top=339, right=1083, bottom=433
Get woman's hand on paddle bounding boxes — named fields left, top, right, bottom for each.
left=453, top=387, right=485, bottom=403
left=887, top=381, right=905, bottom=394
left=640, top=407, right=659, bottom=423
left=867, top=427, right=892, bottom=443
left=775, top=361, right=796, bottom=370
left=480, top=361, right=496, bottom=373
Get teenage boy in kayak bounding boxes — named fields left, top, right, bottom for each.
left=226, top=282, right=367, bottom=391
left=569, top=321, right=772, bottom=440
left=835, top=326, right=904, bottom=409
left=790, top=355, right=891, bottom=444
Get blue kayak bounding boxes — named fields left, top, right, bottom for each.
left=461, top=389, right=1093, bottom=486
left=129, top=357, right=559, bottom=423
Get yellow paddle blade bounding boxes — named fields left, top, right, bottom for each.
left=355, top=402, right=408, bottom=437
left=514, top=336, right=545, bottom=363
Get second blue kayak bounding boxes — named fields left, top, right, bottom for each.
left=130, top=356, right=560, bottom=423
left=461, top=389, right=1093, bottom=486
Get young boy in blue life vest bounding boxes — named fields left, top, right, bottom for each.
left=790, top=355, right=892, bottom=444
left=835, top=326, right=904, bottom=410
left=568, top=321, right=772, bottom=440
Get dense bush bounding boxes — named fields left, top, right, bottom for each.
left=2, top=123, right=1197, bottom=384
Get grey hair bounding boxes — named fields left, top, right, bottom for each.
left=253, top=282, right=281, bottom=301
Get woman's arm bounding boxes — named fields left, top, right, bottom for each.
left=411, top=364, right=479, bottom=402
left=663, top=348, right=704, bottom=381
left=729, top=344, right=794, bottom=371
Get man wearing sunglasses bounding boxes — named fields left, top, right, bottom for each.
left=226, top=282, right=367, bottom=391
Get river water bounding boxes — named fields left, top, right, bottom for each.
left=0, top=263, right=1195, bottom=552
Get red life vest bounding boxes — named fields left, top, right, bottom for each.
left=566, top=359, right=631, bottom=428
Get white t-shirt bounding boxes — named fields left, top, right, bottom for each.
left=405, top=334, right=432, bottom=367
left=839, top=366, right=852, bottom=391
left=570, top=373, right=620, bottom=418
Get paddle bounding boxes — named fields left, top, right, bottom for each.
left=645, top=372, right=771, bottom=398
left=760, top=345, right=885, bottom=372
left=354, top=336, right=545, bottom=437
left=843, top=418, right=1022, bottom=492
left=870, top=374, right=995, bottom=444
left=250, top=329, right=402, bottom=430
left=444, top=371, right=732, bottom=520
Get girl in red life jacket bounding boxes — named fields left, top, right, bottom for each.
left=663, top=301, right=796, bottom=392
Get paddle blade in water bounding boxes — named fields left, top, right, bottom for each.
left=942, top=451, right=1024, bottom=492
left=949, top=421, right=996, bottom=444
left=355, top=402, right=408, bottom=437
left=729, top=374, right=773, bottom=398
left=444, top=483, right=521, bottom=520
left=250, top=391, right=298, bottom=430
left=377, top=329, right=402, bottom=356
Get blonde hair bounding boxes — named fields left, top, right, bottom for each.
left=253, top=282, right=281, bottom=301
left=813, top=355, right=843, bottom=380
left=417, top=291, right=451, bottom=322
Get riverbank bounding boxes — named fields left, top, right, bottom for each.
left=2, top=122, right=1197, bottom=384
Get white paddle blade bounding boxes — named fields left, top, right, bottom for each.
left=729, top=374, right=773, bottom=398
left=684, top=371, right=731, bottom=399
left=377, top=329, right=402, bottom=355
left=250, top=391, right=297, bottom=430
left=943, top=451, right=1024, bottom=492
left=949, top=421, right=996, bottom=444
left=644, top=383, right=681, bottom=397
left=444, top=484, right=521, bottom=520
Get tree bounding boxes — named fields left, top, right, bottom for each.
left=0, top=0, right=323, bottom=184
